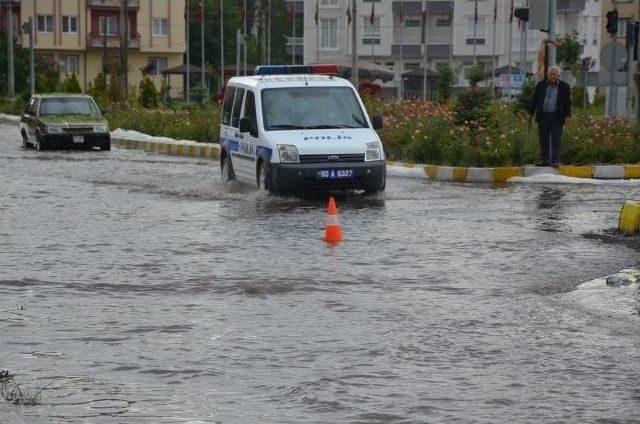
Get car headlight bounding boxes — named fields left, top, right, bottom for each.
left=94, top=124, right=109, bottom=133
left=278, top=145, right=300, bottom=163
left=365, top=141, right=382, bottom=161
left=46, top=125, right=63, bottom=134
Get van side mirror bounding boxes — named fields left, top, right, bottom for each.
left=100, top=108, right=109, bottom=115
left=239, top=117, right=252, bottom=133
left=372, top=115, right=383, bottom=130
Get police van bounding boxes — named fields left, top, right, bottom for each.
left=219, top=64, right=386, bottom=195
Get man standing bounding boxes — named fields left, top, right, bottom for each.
left=529, top=65, right=571, bottom=167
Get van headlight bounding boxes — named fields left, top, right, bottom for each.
left=278, top=145, right=300, bottom=163
left=365, top=142, right=382, bottom=161
left=46, top=125, right=63, bottom=134
left=94, top=124, right=109, bottom=133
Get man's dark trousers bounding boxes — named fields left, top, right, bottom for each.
left=538, top=112, right=562, bottom=165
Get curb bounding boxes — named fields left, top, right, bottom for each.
left=112, top=136, right=220, bottom=160
left=619, top=201, right=640, bottom=234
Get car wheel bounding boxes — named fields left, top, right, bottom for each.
left=21, top=130, right=31, bottom=149
left=102, top=142, right=111, bottom=151
left=221, top=155, right=235, bottom=182
left=35, top=133, right=46, bottom=151
left=257, top=160, right=272, bottom=193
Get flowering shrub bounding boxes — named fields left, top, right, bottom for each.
left=364, top=96, right=640, bottom=166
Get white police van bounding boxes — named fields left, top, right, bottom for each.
left=219, top=64, right=386, bottom=195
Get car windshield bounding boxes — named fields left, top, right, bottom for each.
left=39, top=98, right=100, bottom=116
left=261, top=87, right=369, bottom=131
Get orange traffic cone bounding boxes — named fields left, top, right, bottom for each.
left=324, top=196, right=343, bottom=243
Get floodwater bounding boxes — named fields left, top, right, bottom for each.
left=1, top=122, right=640, bottom=423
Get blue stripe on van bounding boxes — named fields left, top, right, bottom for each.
left=221, top=137, right=273, bottom=160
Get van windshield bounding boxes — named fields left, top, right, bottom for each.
left=261, top=87, right=369, bottom=131
left=39, top=98, right=100, bottom=116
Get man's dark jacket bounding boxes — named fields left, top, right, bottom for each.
left=529, top=80, right=572, bottom=124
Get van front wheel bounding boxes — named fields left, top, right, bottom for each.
left=221, top=155, right=235, bottom=182
left=257, top=161, right=272, bottom=193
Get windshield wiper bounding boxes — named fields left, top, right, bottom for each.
left=305, top=124, right=361, bottom=129
left=268, top=124, right=306, bottom=130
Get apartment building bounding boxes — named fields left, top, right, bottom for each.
left=299, top=0, right=596, bottom=96
left=10, top=0, right=185, bottom=97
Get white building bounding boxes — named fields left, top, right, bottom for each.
left=293, top=0, right=598, bottom=97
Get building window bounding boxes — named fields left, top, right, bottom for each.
left=320, top=0, right=338, bottom=5
left=148, top=57, right=168, bottom=76
left=37, top=15, right=54, bottom=33
left=436, top=17, right=451, bottom=27
left=320, top=18, right=337, bottom=49
left=405, top=62, right=420, bottom=71
left=152, top=18, right=168, bottom=36
left=405, top=19, right=421, bottom=28
left=363, top=17, right=380, bottom=45
left=59, top=55, right=79, bottom=74
left=62, top=16, right=78, bottom=33
left=466, top=17, right=486, bottom=45
left=99, top=16, right=117, bottom=36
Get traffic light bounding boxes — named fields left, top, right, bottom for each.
left=606, top=10, right=618, bottom=35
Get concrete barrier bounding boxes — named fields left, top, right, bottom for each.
left=619, top=201, right=640, bottom=234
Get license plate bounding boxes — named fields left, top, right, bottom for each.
left=72, top=136, right=84, bottom=144
left=316, top=169, right=354, bottom=179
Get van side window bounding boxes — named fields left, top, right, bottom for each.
left=243, top=91, right=258, bottom=137
left=222, top=86, right=236, bottom=125
left=231, top=88, right=245, bottom=128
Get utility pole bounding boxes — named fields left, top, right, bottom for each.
left=548, top=0, right=556, bottom=66
left=236, top=28, right=241, bottom=76
left=27, top=16, right=34, bottom=95
left=243, top=0, right=247, bottom=75
left=508, top=1, right=513, bottom=100
left=120, top=0, right=129, bottom=100
left=292, top=3, right=296, bottom=65
left=398, top=0, right=403, bottom=99
left=472, top=0, right=478, bottom=65
left=491, top=0, right=497, bottom=101
left=422, top=0, right=427, bottom=100
left=7, top=0, right=15, bottom=97
left=186, top=0, right=190, bottom=103
left=351, top=0, right=358, bottom=84
left=267, top=0, right=271, bottom=64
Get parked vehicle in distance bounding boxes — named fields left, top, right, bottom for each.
left=219, top=64, right=386, bottom=195
left=20, top=94, right=110, bottom=151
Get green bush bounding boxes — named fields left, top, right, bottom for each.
left=138, top=76, right=159, bottom=108
left=467, top=65, right=487, bottom=87
left=516, top=77, right=536, bottom=113
left=453, top=87, right=492, bottom=125
left=436, top=65, right=454, bottom=102
left=58, top=73, right=82, bottom=93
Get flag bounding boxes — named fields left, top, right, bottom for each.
left=509, top=0, right=514, bottom=23
left=369, top=1, right=375, bottom=25
left=346, top=4, right=352, bottom=26
left=493, top=0, right=497, bottom=23
left=196, top=1, right=203, bottom=22
left=315, top=0, right=319, bottom=26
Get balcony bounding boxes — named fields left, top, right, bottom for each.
left=556, top=0, right=585, bottom=12
left=392, top=43, right=451, bottom=59
left=88, top=0, right=139, bottom=8
left=87, top=32, right=141, bottom=49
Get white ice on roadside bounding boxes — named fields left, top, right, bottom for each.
left=110, top=128, right=204, bottom=146
left=387, top=165, right=429, bottom=179
left=557, top=268, right=640, bottom=319
left=0, top=113, right=20, bottom=123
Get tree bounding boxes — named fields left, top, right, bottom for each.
left=0, top=31, right=30, bottom=96
left=436, top=65, right=454, bottom=102
left=58, top=73, right=82, bottom=93
left=467, top=65, right=487, bottom=88
left=556, top=32, right=581, bottom=72
left=138, top=76, right=159, bottom=108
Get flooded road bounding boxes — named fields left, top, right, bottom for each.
left=1, top=122, right=640, bottom=423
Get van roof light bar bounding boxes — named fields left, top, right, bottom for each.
left=254, top=64, right=338, bottom=76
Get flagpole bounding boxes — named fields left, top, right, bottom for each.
left=292, top=4, right=296, bottom=65
left=220, top=0, right=224, bottom=91
left=508, top=0, right=513, bottom=101
left=267, top=0, right=271, bottom=65
left=422, top=0, right=427, bottom=100
left=201, top=1, right=205, bottom=103
left=186, top=0, right=190, bottom=103
left=473, top=0, right=478, bottom=66
left=243, top=0, right=247, bottom=75
left=316, top=1, right=320, bottom=62
left=491, top=0, right=497, bottom=100
left=351, top=0, right=358, bottom=84
left=398, top=0, right=404, bottom=99
left=370, top=2, right=375, bottom=65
